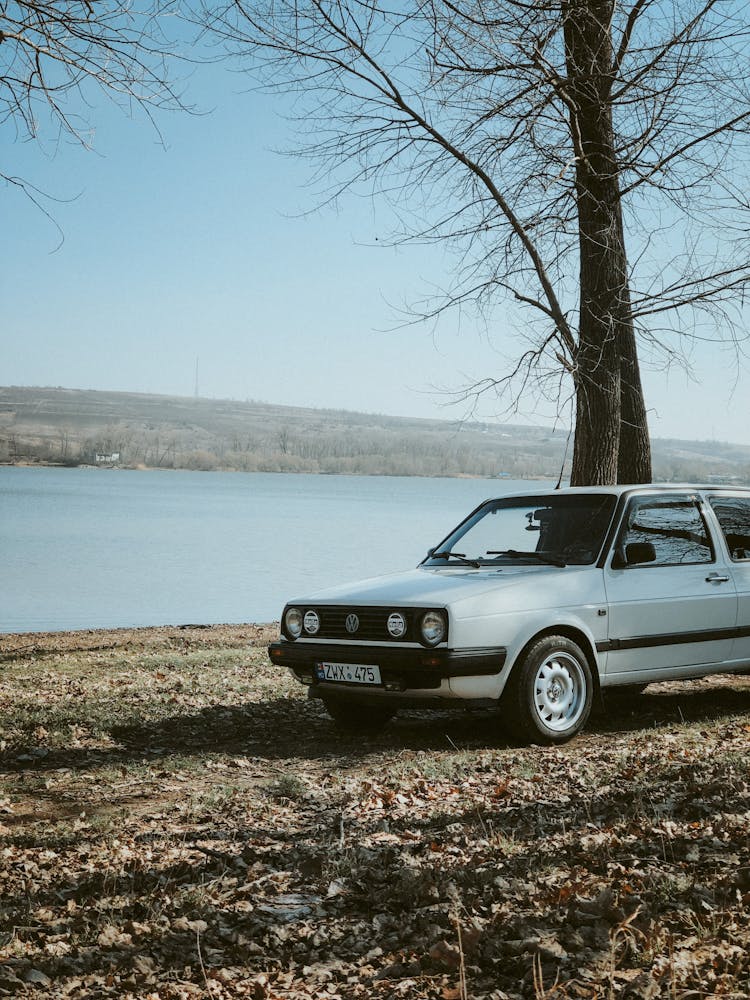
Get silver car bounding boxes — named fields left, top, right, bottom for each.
left=269, top=485, right=750, bottom=743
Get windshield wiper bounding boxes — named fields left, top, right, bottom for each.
left=486, top=549, right=567, bottom=568
left=431, top=550, right=481, bottom=568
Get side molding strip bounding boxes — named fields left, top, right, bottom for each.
left=596, top=624, right=750, bottom=653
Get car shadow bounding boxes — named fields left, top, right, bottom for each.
left=592, top=680, right=750, bottom=735
left=0, top=678, right=748, bottom=776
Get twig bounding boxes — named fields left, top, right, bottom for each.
left=454, top=910, right=468, bottom=1000
left=196, top=929, right=210, bottom=992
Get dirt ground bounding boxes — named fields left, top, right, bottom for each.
left=0, top=624, right=748, bottom=999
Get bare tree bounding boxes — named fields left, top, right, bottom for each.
left=206, top=0, right=750, bottom=484
left=1, top=1, right=188, bottom=201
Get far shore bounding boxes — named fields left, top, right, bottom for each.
left=0, top=460, right=556, bottom=481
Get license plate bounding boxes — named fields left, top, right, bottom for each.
left=316, top=662, right=382, bottom=685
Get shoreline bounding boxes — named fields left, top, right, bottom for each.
left=0, top=622, right=277, bottom=659
left=0, top=461, right=554, bottom=481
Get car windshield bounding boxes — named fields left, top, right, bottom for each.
left=424, top=493, right=618, bottom=567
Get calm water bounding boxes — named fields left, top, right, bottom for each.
left=0, top=467, right=533, bottom=633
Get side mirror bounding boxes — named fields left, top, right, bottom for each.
left=611, top=541, right=656, bottom=569
left=625, top=541, right=656, bottom=566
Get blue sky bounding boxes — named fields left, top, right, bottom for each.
left=2, top=49, right=748, bottom=446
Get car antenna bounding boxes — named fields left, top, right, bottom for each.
left=555, top=424, right=573, bottom=490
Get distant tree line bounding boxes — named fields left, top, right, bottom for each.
left=0, top=420, right=562, bottom=478
left=2, top=415, right=748, bottom=485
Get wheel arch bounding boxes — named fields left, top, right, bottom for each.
left=509, top=625, right=602, bottom=694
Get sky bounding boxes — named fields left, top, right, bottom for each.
left=2, top=34, right=748, bottom=446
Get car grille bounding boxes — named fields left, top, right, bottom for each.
left=303, top=606, right=420, bottom=642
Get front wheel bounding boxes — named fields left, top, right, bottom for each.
left=504, top=636, right=593, bottom=744
left=321, top=695, right=395, bottom=733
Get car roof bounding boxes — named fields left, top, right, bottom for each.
left=484, top=482, right=750, bottom=501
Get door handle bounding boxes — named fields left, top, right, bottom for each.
left=705, top=572, right=730, bottom=584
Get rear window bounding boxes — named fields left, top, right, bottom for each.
left=709, top=496, right=750, bottom=561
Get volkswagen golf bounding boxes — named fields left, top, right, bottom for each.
left=268, top=484, right=750, bottom=743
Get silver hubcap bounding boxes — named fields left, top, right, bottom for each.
left=533, top=651, right=586, bottom=732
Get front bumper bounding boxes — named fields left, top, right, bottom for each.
left=268, top=640, right=507, bottom=692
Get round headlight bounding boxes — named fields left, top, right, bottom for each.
left=420, top=610, right=446, bottom=646
left=303, top=609, right=320, bottom=635
left=285, top=607, right=303, bottom=639
left=387, top=612, right=407, bottom=638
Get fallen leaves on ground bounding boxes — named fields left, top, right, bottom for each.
left=0, top=625, right=748, bottom=998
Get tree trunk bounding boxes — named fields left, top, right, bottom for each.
left=617, top=289, right=652, bottom=483
left=564, top=0, right=652, bottom=486
left=611, top=180, right=652, bottom=483
left=571, top=338, right=621, bottom=485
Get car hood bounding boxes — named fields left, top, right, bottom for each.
left=290, top=564, right=579, bottom=610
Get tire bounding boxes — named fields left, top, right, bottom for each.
left=504, top=635, right=593, bottom=744
left=321, top=695, right=395, bottom=733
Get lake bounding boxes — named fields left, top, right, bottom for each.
left=0, top=467, right=534, bottom=633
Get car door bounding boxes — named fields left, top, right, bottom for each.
left=602, top=492, right=737, bottom=680
left=706, top=493, right=750, bottom=666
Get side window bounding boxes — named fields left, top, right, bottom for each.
left=709, top=496, right=750, bottom=561
left=615, top=496, right=714, bottom=566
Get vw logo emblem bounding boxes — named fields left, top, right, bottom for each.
left=345, top=613, right=359, bottom=634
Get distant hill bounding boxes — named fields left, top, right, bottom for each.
left=1, top=385, right=748, bottom=482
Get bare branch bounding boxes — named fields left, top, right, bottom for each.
left=1, top=1, right=194, bottom=191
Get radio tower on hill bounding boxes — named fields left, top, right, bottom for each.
left=194, top=357, right=199, bottom=400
